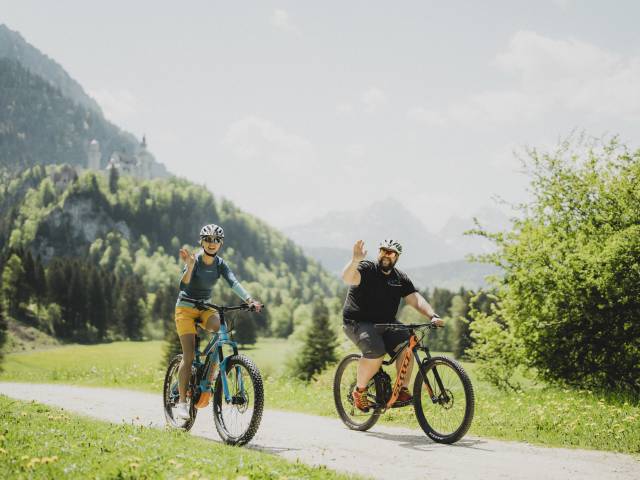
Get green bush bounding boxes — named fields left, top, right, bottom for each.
left=471, top=136, right=640, bottom=394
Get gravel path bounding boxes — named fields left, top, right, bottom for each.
left=1, top=383, right=637, bottom=479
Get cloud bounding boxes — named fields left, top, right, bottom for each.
left=270, top=9, right=301, bottom=35
left=550, top=0, right=575, bottom=9
left=346, top=143, right=365, bottom=158
left=222, top=115, right=314, bottom=170
left=336, top=103, right=354, bottom=114
left=408, top=31, right=640, bottom=126
left=361, top=87, right=387, bottom=113
left=89, top=89, right=138, bottom=121
left=496, top=31, right=640, bottom=115
left=407, top=107, right=447, bottom=126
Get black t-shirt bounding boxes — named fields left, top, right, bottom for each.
left=342, top=260, right=418, bottom=324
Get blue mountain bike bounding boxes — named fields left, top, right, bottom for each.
left=163, top=296, right=264, bottom=446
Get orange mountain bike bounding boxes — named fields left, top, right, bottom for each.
left=333, top=322, right=475, bottom=444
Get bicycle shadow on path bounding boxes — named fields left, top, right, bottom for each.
left=251, top=444, right=304, bottom=455
left=361, top=429, right=491, bottom=452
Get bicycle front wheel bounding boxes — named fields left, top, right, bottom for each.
left=413, top=356, right=474, bottom=444
left=333, top=354, right=381, bottom=431
left=212, top=354, right=264, bottom=446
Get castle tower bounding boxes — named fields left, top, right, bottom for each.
left=137, top=134, right=153, bottom=180
left=87, top=139, right=101, bottom=170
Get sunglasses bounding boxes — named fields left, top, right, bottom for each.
left=201, top=236, right=223, bottom=244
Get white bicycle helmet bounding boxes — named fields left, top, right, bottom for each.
left=379, top=239, right=403, bottom=255
left=199, top=223, right=224, bottom=239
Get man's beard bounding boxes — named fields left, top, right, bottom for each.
left=378, top=257, right=397, bottom=273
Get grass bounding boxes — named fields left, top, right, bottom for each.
left=0, top=395, right=360, bottom=480
left=1, top=339, right=639, bottom=455
left=0, top=341, right=166, bottom=390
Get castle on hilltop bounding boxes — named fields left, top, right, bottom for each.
left=86, top=136, right=155, bottom=180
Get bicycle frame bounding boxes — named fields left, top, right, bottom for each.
left=180, top=297, right=252, bottom=405
left=379, top=325, right=445, bottom=410
left=193, top=310, right=243, bottom=404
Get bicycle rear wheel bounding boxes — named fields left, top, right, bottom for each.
left=163, top=354, right=197, bottom=431
left=333, top=354, right=381, bottom=431
left=413, top=356, right=474, bottom=444
left=212, top=354, right=264, bottom=446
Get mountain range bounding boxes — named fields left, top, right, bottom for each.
left=0, top=24, right=101, bottom=113
left=283, top=198, right=508, bottom=288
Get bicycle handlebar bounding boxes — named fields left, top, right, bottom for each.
left=179, top=295, right=263, bottom=313
left=374, top=322, right=440, bottom=331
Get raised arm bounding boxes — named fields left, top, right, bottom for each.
left=404, top=291, right=444, bottom=326
left=342, top=240, right=367, bottom=286
left=179, top=248, right=196, bottom=284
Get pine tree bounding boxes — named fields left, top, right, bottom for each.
left=233, top=312, right=257, bottom=346
left=162, top=322, right=181, bottom=365
left=87, top=266, right=107, bottom=340
left=66, top=264, right=87, bottom=338
left=0, top=309, right=6, bottom=369
left=116, top=276, right=146, bottom=340
left=33, top=255, right=46, bottom=294
left=22, top=249, right=36, bottom=300
left=45, top=259, right=69, bottom=336
left=1, top=254, right=26, bottom=318
left=293, top=298, right=338, bottom=381
left=449, top=289, right=473, bottom=359
left=158, top=283, right=182, bottom=364
left=109, top=166, right=119, bottom=194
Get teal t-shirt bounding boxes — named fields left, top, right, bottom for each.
left=176, top=253, right=249, bottom=307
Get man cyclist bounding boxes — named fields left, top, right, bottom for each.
left=342, top=239, right=443, bottom=411
left=173, top=223, right=262, bottom=420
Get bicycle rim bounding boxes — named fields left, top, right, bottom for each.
left=333, top=354, right=380, bottom=431
left=163, top=355, right=197, bottom=430
left=414, top=356, right=474, bottom=443
left=213, top=355, right=264, bottom=445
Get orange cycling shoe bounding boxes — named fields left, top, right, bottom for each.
left=352, top=386, right=370, bottom=412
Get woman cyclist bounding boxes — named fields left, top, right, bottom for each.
left=173, top=223, right=262, bottom=420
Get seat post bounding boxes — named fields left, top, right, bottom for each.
left=194, top=334, right=201, bottom=357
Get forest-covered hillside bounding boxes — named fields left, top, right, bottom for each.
left=0, top=165, right=340, bottom=343
left=0, top=24, right=101, bottom=113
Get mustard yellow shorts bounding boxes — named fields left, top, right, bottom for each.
left=174, top=306, right=218, bottom=336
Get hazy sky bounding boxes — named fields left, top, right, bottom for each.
left=2, top=1, right=640, bottom=230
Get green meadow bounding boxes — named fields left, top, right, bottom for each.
left=1, top=339, right=638, bottom=454
left=0, top=395, right=359, bottom=480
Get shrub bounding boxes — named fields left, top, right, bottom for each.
left=470, top=136, right=640, bottom=394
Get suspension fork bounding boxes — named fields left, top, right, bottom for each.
left=216, top=307, right=245, bottom=403
left=386, top=335, right=418, bottom=408
left=218, top=358, right=246, bottom=403
left=415, top=352, right=449, bottom=403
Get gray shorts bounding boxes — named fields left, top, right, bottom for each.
left=343, top=320, right=410, bottom=359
